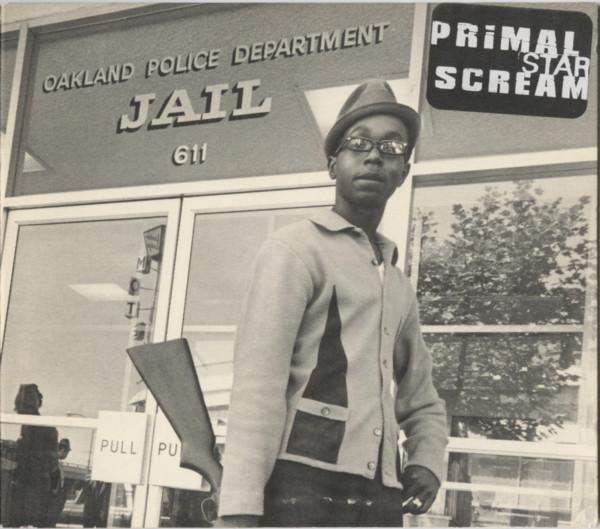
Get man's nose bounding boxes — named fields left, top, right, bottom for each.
left=364, top=144, right=383, bottom=163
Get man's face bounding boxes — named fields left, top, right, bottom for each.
left=59, top=446, right=70, bottom=460
left=329, top=114, right=410, bottom=210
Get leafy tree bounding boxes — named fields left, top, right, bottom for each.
left=413, top=181, right=592, bottom=441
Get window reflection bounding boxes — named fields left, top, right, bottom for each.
left=0, top=218, right=166, bottom=418
left=0, top=420, right=134, bottom=528
left=445, top=454, right=590, bottom=527
left=410, top=175, right=597, bottom=527
left=410, top=179, right=592, bottom=326
left=426, top=333, right=581, bottom=442
left=1, top=216, right=167, bottom=528
left=159, top=488, right=213, bottom=527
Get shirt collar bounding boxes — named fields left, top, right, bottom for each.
left=309, top=209, right=355, bottom=232
left=309, top=209, right=399, bottom=266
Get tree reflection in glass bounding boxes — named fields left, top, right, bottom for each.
left=414, top=181, right=591, bottom=327
left=410, top=180, right=594, bottom=442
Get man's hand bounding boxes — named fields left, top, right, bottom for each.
left=399, top=465, right=440, bottom=515
left=214, top=515, right=260, bottom=527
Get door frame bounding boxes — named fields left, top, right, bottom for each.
left=0, top=198, right=182, bottom=527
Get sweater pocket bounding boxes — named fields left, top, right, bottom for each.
left=286, top=398, right=349, bottom=464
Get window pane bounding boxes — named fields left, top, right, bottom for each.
left=444, top=453, right=596, bottom=527
left=0, top=422, right=135, bottom=528
left=1, top=217, right=168, bottom=527
left=409, top=176, right=595, bottom=325
left=427, top=333, right=581, bottom=442
left=410, top=174, right=597, bottom=526
left=1, top=217, right=167, bottom=418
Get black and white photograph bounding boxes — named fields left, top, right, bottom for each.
left=0, top=2, right=597, bottom=527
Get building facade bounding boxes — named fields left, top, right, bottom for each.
left=0, top=3, right=597, bottom=527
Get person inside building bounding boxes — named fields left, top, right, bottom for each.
left=82, top=478, right=111, bottom=528
left=217, top=79, right=448, bottom=527
left=9, top=383, right=59, bottom=527
left=46, top=437, right=71, bottom=527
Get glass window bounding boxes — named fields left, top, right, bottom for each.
left=427, top=332, right=581, bottom=442
left=409, top=177, right=593, bottom=327
left=445, top=454, right=595, bottom=527
left=1, top=215, right=170, bottom=528
left=0, top=422, right=102, bottom=527
left=1, top=218, right=168, bottom=418
left=409, top=174, right=597, bottom=526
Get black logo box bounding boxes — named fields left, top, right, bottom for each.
left=426, top=4, right=593, bottom=118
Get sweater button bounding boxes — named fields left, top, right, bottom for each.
left=373, top=428, right=382, bottom=437
left=321, top=407, right=330, bottom=416
left=368, top=461, right=376, bottom=470
left=371, top=258, right=378, bottom=266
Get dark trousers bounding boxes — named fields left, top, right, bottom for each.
left=261, top=460, right=403, bottom=527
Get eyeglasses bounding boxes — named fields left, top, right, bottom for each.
left=334, top=136, right=409, bottom=156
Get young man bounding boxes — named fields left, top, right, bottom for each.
left=218, top=80, right=448, bottom=527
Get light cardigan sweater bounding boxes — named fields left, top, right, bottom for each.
left=218, top=210, right=448, bottom=517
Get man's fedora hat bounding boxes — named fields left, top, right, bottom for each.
left=324, top=79, right=421, bottom=159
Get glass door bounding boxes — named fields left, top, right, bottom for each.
left=0, top=199, right=181, bottom=528
left=142, top=187, right=335, bottom=527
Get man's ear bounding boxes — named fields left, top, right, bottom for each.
left=398, top=163, right=411, bottom=187
left=328, top=156, right=337, bottom=180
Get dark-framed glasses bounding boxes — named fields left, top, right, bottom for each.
left=335, top=137, right=408, bottom=156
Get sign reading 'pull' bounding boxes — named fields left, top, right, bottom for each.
left=91, top=411, right=149, bottom=484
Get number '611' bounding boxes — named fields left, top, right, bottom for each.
left=173, top=143, right=207, bottom=166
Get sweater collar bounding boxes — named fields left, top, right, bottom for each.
left=309, top=209, right=399, bottom=266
